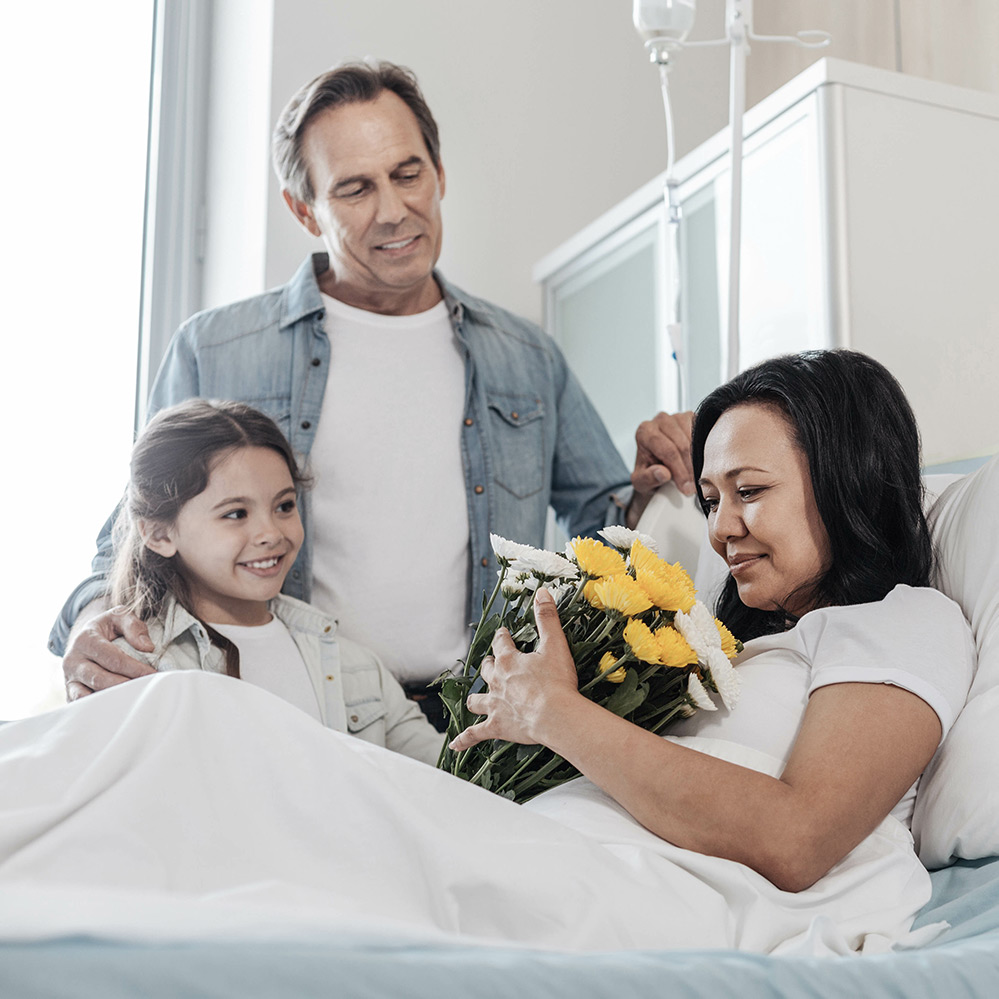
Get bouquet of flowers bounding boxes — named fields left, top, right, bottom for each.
left=436, top=526, right=743, bottom=803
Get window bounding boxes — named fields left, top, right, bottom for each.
left=0, top=1, right=156, bottom=716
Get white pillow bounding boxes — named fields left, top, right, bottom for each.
left=912, top=455, right=999, bottom=867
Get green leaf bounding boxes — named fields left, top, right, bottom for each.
left=601, top=669, right=649, bottom=716
left=466, top=612, right=502, bottom=664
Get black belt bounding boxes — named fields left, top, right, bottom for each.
left=401, top=681, right=438, bottom=701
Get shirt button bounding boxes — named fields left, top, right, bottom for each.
left=350, top=714, right=359, bottom=723
left=326, top=674, right=334, bottom=681
left=301, top=420, right=311, bottom=430
left=311, top=357, right=321, bottom=367
left=464, top=418, right=473, bottom=426
left=480, top=557, right=489, bottom=567
left=474, top=485, right=484, bottom=494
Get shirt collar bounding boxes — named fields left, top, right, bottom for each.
left=278, top=253, right=329, bottom=330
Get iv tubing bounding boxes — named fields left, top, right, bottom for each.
left=725, top=12, right=746, bottom=380
left=658, top=61, right=687, bottom=406
left=658, top=62, right=677, bottom=180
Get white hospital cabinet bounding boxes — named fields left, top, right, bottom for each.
left=534, top=58, right=999, bottom=472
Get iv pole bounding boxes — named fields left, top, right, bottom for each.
left=634, top=0, right=829, bottom=394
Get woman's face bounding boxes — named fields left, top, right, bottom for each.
left=699, top=403, right=831, bottom=618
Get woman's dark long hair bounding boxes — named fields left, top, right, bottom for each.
left=691, top=350, right=933, bottom=640
left=110, top=400, right=311, bottom=674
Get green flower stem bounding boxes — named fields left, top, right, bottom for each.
left=509, top=750, right=571, bottom=800
left=581, top=613, right=620, bottom=648
left=648, top=698, right=690, bottom=734
left=462, top=565, right=507, bottom=680
left=494, top=745, right=548, bottom=794
left=559, top=575, right=589, bottom=618
left=467, top=740, right=516, bottom=786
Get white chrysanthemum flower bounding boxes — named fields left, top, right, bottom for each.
left=703, top=646, right=741, bottom=711
left=499, top=570, right=531, bottom=598
left=686, top=671, right=718, bottom=712
left=547, top=581, right=576, bottom=603
left=514, top=548, right=579, bottom=581
left=598, top=525, right=661, bottom=555
left=490, top=534, right=539, bottom=565
left=673, top=601, right=721, bottom=659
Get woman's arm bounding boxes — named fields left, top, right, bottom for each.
left=450, top=588, right=941, bottom=892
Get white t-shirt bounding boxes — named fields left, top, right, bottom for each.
left=211, top=617, right=321, bottom=723
left=307, top=294, right=471, bottom=685
left=668, top=584, right=976, bottom=826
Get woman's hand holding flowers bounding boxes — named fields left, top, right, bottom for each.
left=449, top=589, right=581, bottom=752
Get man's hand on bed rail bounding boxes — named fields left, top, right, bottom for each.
left=627, top=411, right=696, bottom=528
left=62, top=607, right=156, bottom=700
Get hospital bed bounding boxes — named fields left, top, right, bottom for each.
left=2, top=456, right=997, bottom=997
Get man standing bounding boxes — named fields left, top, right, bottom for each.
left=53, top=61, right=693, bottom=726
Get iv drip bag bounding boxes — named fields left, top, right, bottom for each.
left=632, top=0, right=697, bottom=47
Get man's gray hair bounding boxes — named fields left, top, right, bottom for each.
left=272, top=60, right=442, bottom=204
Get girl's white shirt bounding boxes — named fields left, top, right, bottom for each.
left=211, top=616, right=321, bottom=722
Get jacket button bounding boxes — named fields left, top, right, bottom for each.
left=311, top=357, right=321, bottom=367
left=474, top=485, right=484, bottom=494
left=301, top=420, right=311, bottom=430
left=350, top=714, right=359, bottom=723
left=481, top=557, right=489, bottom=567
left=511, top=411, right=519, bottom=419
left=323, top=625, right=331, bottom=633
left=464, top=418, right=473, bottom=426
left=326, top=674, right=334, bottom=681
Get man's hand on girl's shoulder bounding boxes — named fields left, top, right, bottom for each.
left=62, top=603, right=156, bottom=700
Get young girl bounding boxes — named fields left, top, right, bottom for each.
left=108, top=398, right=443, bottom=766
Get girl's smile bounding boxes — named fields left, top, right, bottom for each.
left=141, top=446, right=305, bottom=626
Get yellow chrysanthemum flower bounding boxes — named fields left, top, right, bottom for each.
left=629, top=538, right=667, bottom=575
left=623, top=618, right=662, bottom=664
left=715, top=618, right=740, bottom=660
left=656, top=625, right=698, bottom=669
left=634, top=560, right=696, bottom=613
left=599, top=652, right=627, bottom=683
left=571, top=537, right=627, bottom=578
left=593, top=574, right=653, bottom=617
left=583, top=580, right=605, bottom=610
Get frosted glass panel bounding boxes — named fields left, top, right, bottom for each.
left=739, top=113, right=827, bottom=368
left=680, top=187, right=722, bottom=409
left=679, top=106, right=827, bottom=406
left=552, top=225, right=659, bottom=468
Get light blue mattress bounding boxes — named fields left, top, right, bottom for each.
left=3, top=856, right=998, bottom=998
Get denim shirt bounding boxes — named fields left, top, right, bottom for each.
left=50, top=254, right=630, bottom=655
left=111, top=593, right=444, bottom=766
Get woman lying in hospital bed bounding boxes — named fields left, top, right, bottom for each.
left=0, top=349, right=979, bottom=956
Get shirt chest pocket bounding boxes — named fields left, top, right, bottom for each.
left=341, top=662, right=388, bottom=733
left=486, top=395, right=545, bottom=499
